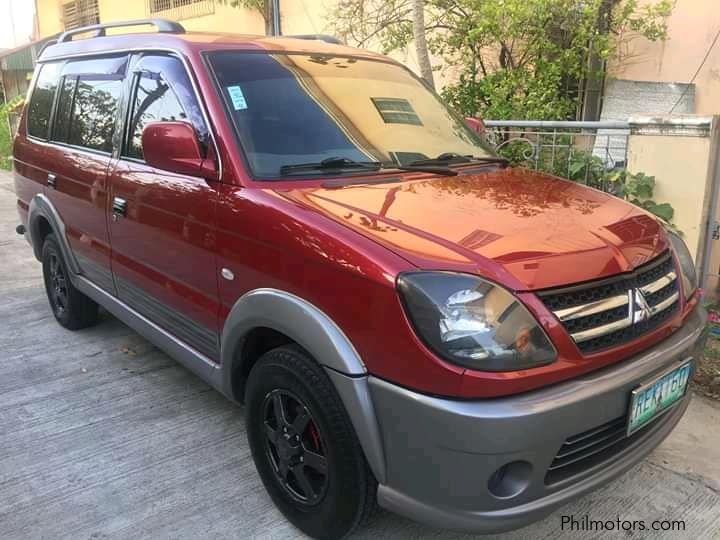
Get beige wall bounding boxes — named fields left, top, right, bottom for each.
left=37, top=0, right=266, bottom=38
left=628, top=133, right=711, bottom=263
left=34, top=0, right=444, bottom=88
left=36, top=0, right=62, bottom=38
left=37, top=0, right=332, bottom=40
left=626, top=117, right=720, bottom=295
left=610, top=0, right=720, bottom=115
left=279, top=0, right=332, bottom=35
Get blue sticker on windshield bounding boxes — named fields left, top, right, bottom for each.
left=227, top=85, right=248, bottom=111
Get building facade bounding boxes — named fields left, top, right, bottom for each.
left=12, top=0, right=720, bottom=121
left=608, top=0, right=720, bottom=116
left=30, top=1, right=429, bottom=85
left=33, top=0, right=332, bottom=42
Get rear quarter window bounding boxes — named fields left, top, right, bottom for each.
left=27, top=63, right=61, bottom=139
left=66, top=77, right=122, bottom=153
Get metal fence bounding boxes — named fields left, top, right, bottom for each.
left=484, top=120, right=631, bottom=190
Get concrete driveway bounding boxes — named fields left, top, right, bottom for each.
left=1, top=169, right=719, bottom=539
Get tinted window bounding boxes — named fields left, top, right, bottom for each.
left=27, top=63, right=61, bottom=139
left=67, top=78, right=122, bottom=153
left=51, top=78, right=76, bottom=143
left=124, top=55, right=207, bottom=161
left=126, top=73, right=187, bottom=160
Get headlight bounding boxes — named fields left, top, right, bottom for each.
left=666, top=230, right=698, bottom=298
left=397, top=272, right=557, bottom=371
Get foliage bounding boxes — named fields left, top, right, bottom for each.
left=0, top=96, right=24, bottom=171
left=331, top=0, right=673, bottom=120
left=217, top=0, right=271, bottom=31
left=217, top=0, right=265, bottom=11
left=0, top=104, right=12, bottom=171
left=607, top=170, right=675, bottom=223
left=495, top=139, right=677, bottom=228
left=6, top=97, right=25, bottom=115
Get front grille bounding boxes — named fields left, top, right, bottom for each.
left=545, top=407, right=674, bottom=485
left=546, top=416, right=627, bottom=484
left=539, top=252, right=680, bottom=354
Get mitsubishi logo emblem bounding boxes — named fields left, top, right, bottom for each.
left=629, top=288, right=653, bottom=323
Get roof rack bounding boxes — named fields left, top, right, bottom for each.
left=37, top=39, right=58, bottom=57
left=57, top=18, right=185, bottom=43
left=288, top=34, right=344, bottom=45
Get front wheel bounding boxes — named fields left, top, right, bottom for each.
left=245, top=345, right=376, bottom=539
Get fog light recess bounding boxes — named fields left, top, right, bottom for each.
left=487, top=461, right=532, bottom=499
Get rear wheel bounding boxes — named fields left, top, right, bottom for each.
left=245, top=345, right=376, bottom=539
left=42, top=234, right=99, bottom=330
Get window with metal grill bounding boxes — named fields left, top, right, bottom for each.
left=62, top=0, right=100, bottom=31
left=147, top=0, right=215, bottom=20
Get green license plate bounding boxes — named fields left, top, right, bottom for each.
left=627, top=360, right=692, bottom=436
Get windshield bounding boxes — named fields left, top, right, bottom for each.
left=207, top=51, right=498, bottom=179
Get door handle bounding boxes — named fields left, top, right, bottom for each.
left=47, top=173, right=57, bottom=188
left=112, top=197, right=127, bottom=220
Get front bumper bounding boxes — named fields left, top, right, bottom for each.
left=370, top=306, right=707, bottom=533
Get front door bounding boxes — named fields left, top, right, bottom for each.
left=107, top=53, right=221, bottom=361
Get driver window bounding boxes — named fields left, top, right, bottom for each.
left=126, top=72, right=187, bottom=160
left=124, top=55, right=208, bottom=161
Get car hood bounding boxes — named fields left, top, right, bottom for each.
left=277, top=168, right=669, bottom=291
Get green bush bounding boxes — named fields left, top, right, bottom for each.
left=0, top=103, right=11, bottom=171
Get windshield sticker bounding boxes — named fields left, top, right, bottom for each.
left=227, top=85, right=248, bottom=111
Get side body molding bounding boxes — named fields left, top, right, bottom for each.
left=27, top=194, right=80, bottom=273
left=221, top=288, right=386, bottom=483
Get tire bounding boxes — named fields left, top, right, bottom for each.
left=42, top=233, right=99, bottom=330
left=245, top=345, right=376, bottom=539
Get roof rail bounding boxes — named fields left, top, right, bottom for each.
left=57, top=18, right=185, bottom=43
left=287, top=34, right=344, bottom=45
left=37, top=39, right=58, bottom=57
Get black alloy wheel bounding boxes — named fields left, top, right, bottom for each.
left=262, top=389, right=329, bottom=505
left=245, top=345, right=377, bottom=539
left=41, top=233, right=99, bottom=330
left=47, top=252, right=69, bottom=318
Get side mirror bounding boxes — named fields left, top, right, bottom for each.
left=141, top=122, right=218, bottom=180
left=465, top=117, right=486, bottom=137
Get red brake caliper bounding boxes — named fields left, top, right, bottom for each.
left=308, top=421, right=322, bottom=452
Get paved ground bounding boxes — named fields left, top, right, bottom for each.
left=1, top=169, right=719, bottom=539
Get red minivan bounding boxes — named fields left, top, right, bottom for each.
left=14, top=19, right=707, bottom=539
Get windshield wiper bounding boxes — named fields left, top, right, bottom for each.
left=279, top=157, right=382, bottom=176
left=392, top=164, right=458, bottom=176
left=279, top=156, right=459, bottom=177
left=408, top=152, right=508, bottom=167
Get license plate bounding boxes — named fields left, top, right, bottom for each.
left=627, top=360, right=692, bottom=436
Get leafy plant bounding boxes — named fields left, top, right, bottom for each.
left=0, top=96, right=23, bottom=171
left=607, top=170, right=675, bottom=224
left=6, top=97, right=24, bottom=115
left=0, top=103, right=12, bottom=171
left=217, top=0, right=274, bottom=34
